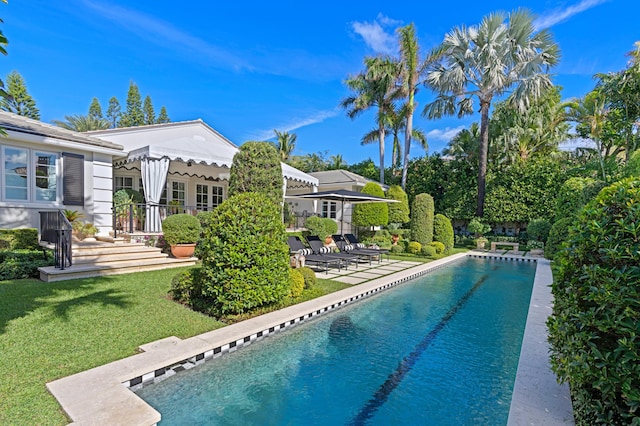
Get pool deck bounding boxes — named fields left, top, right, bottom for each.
left=47, top=252, right=574, bottom=425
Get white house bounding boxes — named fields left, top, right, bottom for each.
left=0, top=111, right=124, bottom=234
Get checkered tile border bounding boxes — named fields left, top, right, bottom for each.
left=468, top=254, right=538, bottom=262
left=124, top=255, right=489, bottom=392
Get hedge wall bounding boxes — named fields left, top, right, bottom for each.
left=410, top=193, right=434, bottom=246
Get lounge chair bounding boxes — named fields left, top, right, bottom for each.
left=331, top=234, right=380, bottom=265
left=287, top=236, right=343, bottom=274
left=342, top=233, right=390, bottom=262
left=305, top=235, right=359, bottom=269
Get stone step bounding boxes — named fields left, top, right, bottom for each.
left=39, top=257, right=197, bottom=282
left=73, top=250, right=169, bottom=264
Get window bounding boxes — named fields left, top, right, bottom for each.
left=196, top=184, right=223, bottom=211
left=2, top=145, right=58, bottom=203
left=114, top=176, right=133, bottom=192
left=196, top=184, right=208, bottom=211
left=171, top=181, right=185, bottom=205
left=212, top=185, right=223, bottom=208
left=322, top=201, right=337, bottom=219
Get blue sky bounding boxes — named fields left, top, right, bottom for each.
left=2, top=0, right=638, bottom=165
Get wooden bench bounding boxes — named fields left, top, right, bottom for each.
left=490, top=241, right=519, bottom=252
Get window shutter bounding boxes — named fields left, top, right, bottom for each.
left=62, top=152, right=84, bottom=206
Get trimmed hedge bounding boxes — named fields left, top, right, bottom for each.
left=407, top=241, right=422, bottom=254
left=199, top=193, right=290, bottom=316
left=297, top=267, right=316, bottom=289
left=0, top=228, right=39, bottom=250
left=386, top=185, right=410, bottom=225
left=429, top=241, right=445, bottom=255
left=289, top=269, right=305, bottom=298
left=433, top=214, right=454, bottom=253
left=421, top=245, right=436, bottom=257
left=353, top=182, right=388, bottom=227
left=544, top=217, right=573, bottom=259
left=547, top=178, right=640, bottom=425
left=0, top=249, right=54, bottom=280
left=161, top=214, right=202, bottom=246
left=526, top=218, right=551, bottom=243
left=228, top=141, right=283, bottom=201
left=554, top=177, right=605, bottom=222
left=410, top=193, right=434, bottom=245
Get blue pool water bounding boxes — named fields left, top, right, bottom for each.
left=137, top=258, right=536, bottom=425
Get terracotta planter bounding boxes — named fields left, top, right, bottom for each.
left=392, top=234, right=400, bottom=245
left=170, top=243, right=196, bottom=258
left=324, top=236, right=333, bottom=245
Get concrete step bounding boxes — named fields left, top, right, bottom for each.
left=39, top=257, right=197, bottom=282
left=73, top=250, right=169, bottom=264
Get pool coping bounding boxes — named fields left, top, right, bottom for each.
left=46, top=253, right=571, bottom=425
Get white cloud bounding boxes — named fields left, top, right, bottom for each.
left=534, top=0, right=609, bottom=30
left=351, top=14, right=401, bottom=54
left=81, top=1, right=251, bottom=71
left=247, top=109, right=340, bottom=141
left=426, top=126, right=466, bottom=142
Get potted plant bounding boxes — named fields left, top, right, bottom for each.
left=467, top=217, right=491, bottom=250
left=161, top=213, right=202, bottom=258
left=72, top=221, right=98, bottom=241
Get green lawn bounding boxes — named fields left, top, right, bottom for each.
left=0, top=268, right=350, bottom=425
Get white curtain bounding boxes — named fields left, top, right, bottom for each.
left=141, top=157, right=170, bottom=232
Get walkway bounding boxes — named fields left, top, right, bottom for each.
left=314, top=258, right=423, bottom=284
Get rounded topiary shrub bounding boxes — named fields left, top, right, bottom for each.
left=304, top=216, right=338, bottom=239
left=390, top=244, right=404, bottom=254
left=353, top=182, right=388, bottom=228
left=386, top=185, right=410, bottom=225
left=289, top=268, right=305, bottom=298
left=526, top=218, right=551, bottom=243
left=199, top=193, right=290, bottom=316
left=228, top=141, right=283, bottom=201
left=297, top=267, right=316, bottom=289
left=433, top=214, right=454, bottom=253
left=162, top=214, right=202, bottom=245
left=429, top=241, right=445, bottom=255
left=544, top=217, right=573, bottom=259
left=421, top=245, right=436, bottom=257
left=410, top=193, right=434, bottom=246
left=547, top=178, right=640, bottom=425
left=407, top=241, right=422, bottom=255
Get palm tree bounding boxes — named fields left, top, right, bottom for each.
left=341, top=56, right=401, bottom=185
left=444, top=123, right=481, bottom=164
left=273, top=129, right=297, bottom=161
left=424, top=9, right=560, bottom=217
left=328, top=154, right=348, bottom=170
left=52, top=114, right=110, bottom=131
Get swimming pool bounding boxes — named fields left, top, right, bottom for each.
left=137, top=257, right=535, bottom=425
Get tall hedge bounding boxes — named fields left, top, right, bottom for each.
left=199, top=193, right=290, bottom=315
left=547, top=178, right=640, bottom=424
left=352, top=182, right=388, bottom=228
left=386, top=185, right=410, bottom=225
left=554, top=177, right=606, bottom=222
left=433, top=214, right=454, bottom=253
left=228, top=141, right=283, bottom=201
left=410, top=193, right=434, bottom=245
left=544, top=217, right=573, bottom=260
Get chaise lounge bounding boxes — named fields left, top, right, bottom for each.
left=287, top=236, right=343, bottom=274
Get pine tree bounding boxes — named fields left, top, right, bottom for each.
left=143, top=95, right=155, bottom=125
left=119, top=81, right=144, bottom=127
left=88, top=97, right=103, bottom=120
left=0, top=71, right=40, bottom=119
left=156, top=106, right=170, bottom=123
left=106, top=96, right=121, bottom=128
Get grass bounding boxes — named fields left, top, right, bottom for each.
left=0, top=269, right=353, bottom=425
left=0, top=267, right=225, bottom=425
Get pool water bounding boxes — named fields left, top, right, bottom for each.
left=137, top=258, right=536, bottom=425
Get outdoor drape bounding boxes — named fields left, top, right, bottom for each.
left=141, top=157, right=170, bottom=232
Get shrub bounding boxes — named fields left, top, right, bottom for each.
left=547, top=178, right=640, bottom=425
left=410, top=193, right=434, bottom=246
left=297, top=267, right=316, bottom=289
left=304, top=216, right=338, bottom=239
left=421, top=245, right=436, bottom=257
left=162, top=214, right=202, bottom=245
left=0, top=228, right=39, bottom=250
left=407, top=241, right=422, bottom=255
left=289, top=269, right=305, bottom=298
left=228, top=141, right=283, bottom=201
left=0, top=249, right=54, bottom=280
left=433, top=214, right=454, bottom=253
left=195, top=211, right=216, bottom=230
left=169, top=267, right=214, bottom=312
left=526, top=218, right=551, bottom=243
left=467, top=217, right=491, bottom=237
left=72, top=221, right=98, bottom=237
left=353, top=182, right=388, bottom=227
left=544, top=217, right=573, bottom=259
left=390, top=244, right=404, bottom=254
left=626, top=148, right=640, bottom=177
left=429, top=241, right=445, bottom=254
left=554, top=177, right=606, bottom=222
left=199, top=193, right=289, bottom=316
left=386, top=185, right=410, bottom=225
